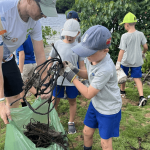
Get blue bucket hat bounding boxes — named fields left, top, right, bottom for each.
left=67, top=10, right=80, bottom=22
left=72, top=25, right=111, bottom=57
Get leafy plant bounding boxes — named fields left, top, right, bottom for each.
left=72, top=0, right=150, bottom=63
left=142, top=51, right=150, bottom=73
left=56, top=0, right=75, bottom=13
left=42, top=26, right=57, bottom=47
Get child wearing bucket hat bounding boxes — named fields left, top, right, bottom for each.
left=60, top=25, right=122, bottom=150
left=48, top=19, right=85, bottom=134
left=116, top=12, right=148, bottom=106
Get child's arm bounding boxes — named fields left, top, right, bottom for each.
left=73, top=78, right=99, bottom=99
left=142, top=43, right=148, bottom=54
left=19, top=50, right=25, bottom=74
left=116, top=50, right=124, bottom=70
left=77, top=70, right=88, bottom=79
left=79, top=60, right=86, bottom=70
left=47, top=56, right=54, bottom=70
left=117, top=49, right=124, bottom=62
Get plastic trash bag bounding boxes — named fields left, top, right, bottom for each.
left=4, top=97, right=66, bottom=150
left=117, top=68, right=127, bottom=84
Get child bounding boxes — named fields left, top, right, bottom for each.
left=116, top=12, right=148, bottom=106
left=16, top=35, right=37, bottom=107
left=60, top=10, right=81, bottom=43
left=48, top=19, right=85, bottom=134
left=60, top=25, right=122, bottom=150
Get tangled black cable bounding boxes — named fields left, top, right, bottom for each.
left=23, top=118, right=69, bottom=149
left=10, top=43, right=74, bottom=149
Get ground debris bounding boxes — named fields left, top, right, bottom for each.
left=24, top=118, right=69, bottom=149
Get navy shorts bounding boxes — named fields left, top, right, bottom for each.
left=53, top=85, right=78, bottom=99
left=121, top=65, right=142, bottom=78
left=84, top=101, right=121, bottom=139
left=2, top=55, right=24, bottom=97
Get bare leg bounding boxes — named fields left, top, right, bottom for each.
left=121, top=82, right=126, bottom=91
left=133, top=78, right=143, bottom=96
left=68, top=98, right=76, bottom=123
left=20, top=87, right=37, bottom=103
left=83, top=125, right=95, bottom=147
left=52, top=96, right=60, bottom=110
left=101, top=138, right=113, bottom=150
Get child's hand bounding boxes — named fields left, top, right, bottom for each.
left=64, top=61, right=79, bottom=74
left=115, top=61, right=121, bottom=70
left=59, top=61, right=78, bottom=83
left=142, top=53, right=146, bottom=60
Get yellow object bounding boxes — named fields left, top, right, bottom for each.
left=71, top=74, right=77, bottom=83
left=119, top=12, right=137, bottom=25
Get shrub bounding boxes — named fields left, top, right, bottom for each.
left=72, top=0, right=150, bottom=62
left=42, top=26, right=57, bottom=47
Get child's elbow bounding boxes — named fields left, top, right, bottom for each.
left=84, top=95, right=93, bottom=99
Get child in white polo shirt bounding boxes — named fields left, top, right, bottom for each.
left=116, top=12, right=148, bottom=106
left=60, top=25, right=122, bottom=150
left=48, top=19, right=85, bottom=134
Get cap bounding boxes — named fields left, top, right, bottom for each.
left=67, top=10, right=80, bottom=22
left=119, top=12, right=137, bottom=25
left=36, top=0, right=58, bottom=17
left=61, top=19, right=80, bottom=37
left=72, top=25, right=111, bottom=57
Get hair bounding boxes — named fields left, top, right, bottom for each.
left=69, top=13, right=72, bottom=18
left=128, top=22, right=136, bottom=26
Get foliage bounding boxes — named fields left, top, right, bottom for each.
left=56, top=0, right=75, bottom=13
left=73, top=0, right=150, bottom=62
left=142, top=51, right=150, bottom=73
left=42, top=26, right=57, bottom=47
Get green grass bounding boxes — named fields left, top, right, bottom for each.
left=1, top=82, right=150, bottom=150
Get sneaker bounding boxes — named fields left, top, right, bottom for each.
left=68, top=122, right=76, bottom=134
left=63, top=93, right=68, bottom=99
left=120, top=90, right=126, bottom=98
left=139, top=97, right=147, bottom=106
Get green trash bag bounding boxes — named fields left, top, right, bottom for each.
left=5, top=97, right=67, bottom=150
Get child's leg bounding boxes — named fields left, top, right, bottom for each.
left=52, top=96, right=60, bottom=110
left=101, top=138, right=113, bottom=150
left=133, top=78, right=143, bottom=96
left=52, top=85, right=64, bottom=110
left=120, top=65, right=129, bottom=95
left=83, top=125, right=95, bottom=148
left=120, top=82, right=126, bottom=91
left=68, top=98, right=76, bottom=123
left=66, top=86, right=78, bottom=134
left=131, top=66, right=147, bottom=106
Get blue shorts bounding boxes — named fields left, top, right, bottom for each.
left=84, top=101, right=121, bottom=139
left=53, top=85, right=78, bottom=99
left=121, top=65, right=142, bottom=78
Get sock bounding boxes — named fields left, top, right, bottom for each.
left=139, top=96, right=144, bottom=100
left=120, top=90, right=126, bottom=94
left=21, top=102, right=27, bottom=107
left=84, top=146, right=92, bottom=150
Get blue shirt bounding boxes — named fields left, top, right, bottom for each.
left=16, top=35, right=36, bottom=65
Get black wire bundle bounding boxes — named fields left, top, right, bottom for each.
left=10, top=43, right=73, bottom=149
left=10, top=43, right=64, bottom=116
left=23, top=118, right=69, bottom=149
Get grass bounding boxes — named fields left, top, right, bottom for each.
left=0, top=81, right=150, bottom=150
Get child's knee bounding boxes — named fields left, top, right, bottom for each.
left=83, top=128, right=93, bottom=138
left=68, top=98, right=76, bottom=106
left=101, top=138, right=112, bottom=150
